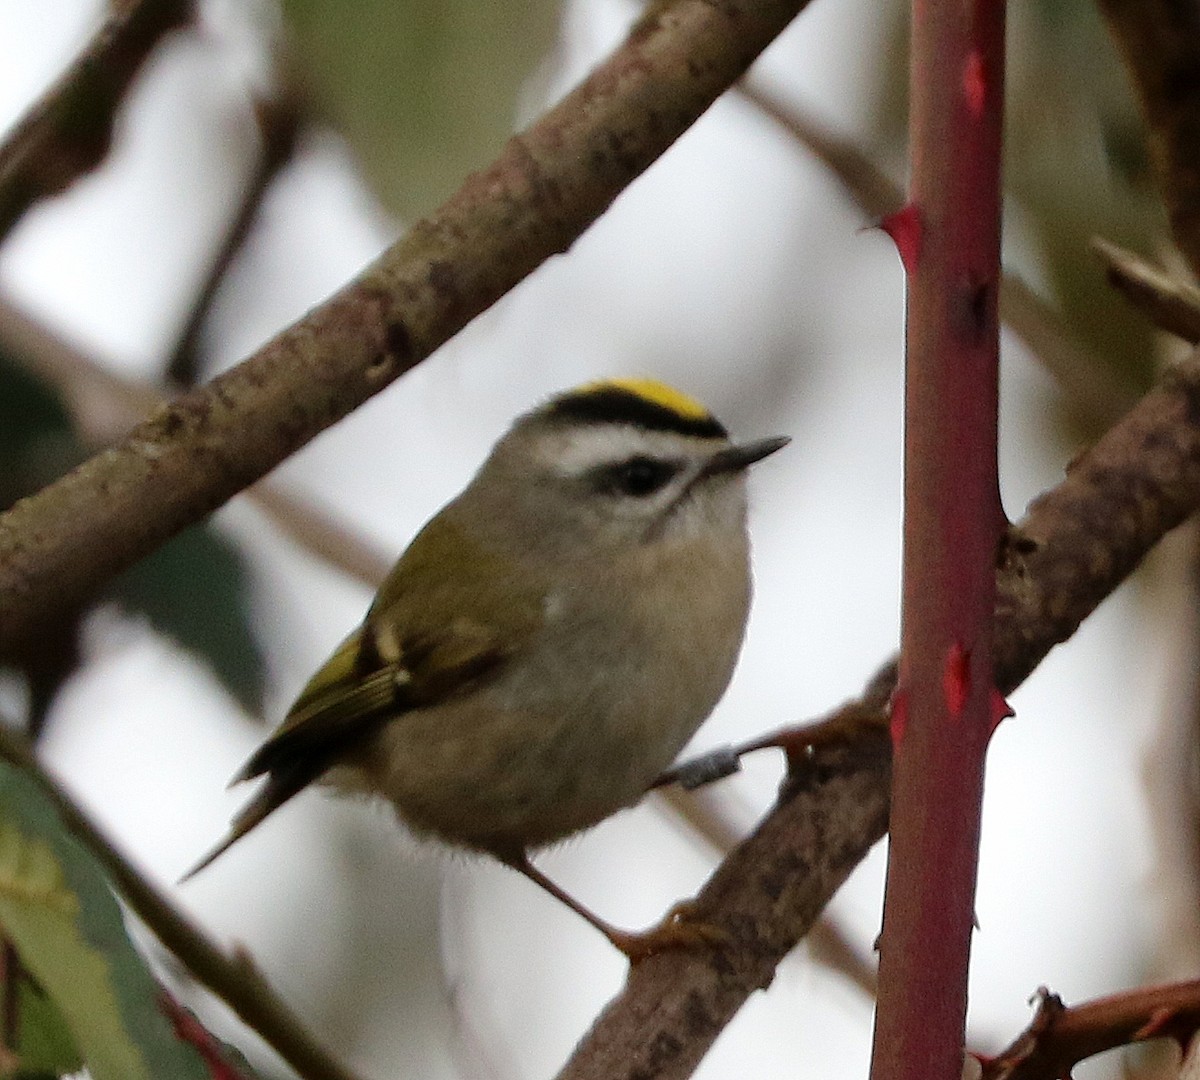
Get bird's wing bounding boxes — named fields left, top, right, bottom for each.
left=183, top=513, right=543, bottom=879
left=235, top=629, right=401, bottom=777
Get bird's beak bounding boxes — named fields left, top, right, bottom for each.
left=701, top=435, right=790, bottom=478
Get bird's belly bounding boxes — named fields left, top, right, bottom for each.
left=335, top=643, right=736, bottom=855
left=338, top=541, right=750, bottom=855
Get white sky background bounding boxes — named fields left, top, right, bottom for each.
left=0, top=1, right=1173, bottom=1078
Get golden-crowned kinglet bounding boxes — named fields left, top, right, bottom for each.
left=187, top=379, right=787, bottom=958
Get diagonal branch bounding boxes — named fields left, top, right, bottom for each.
left=557, top=343, right=1200, bottom=1080
left=0, top=0, right=196, bottom=240
left=0, top=294, right=392, bottom=589
left=1092, top=236, right=1200, bottom=344
left=0, top=0, right=816, bottom=659
left=164, top=78, right=307, bottom=387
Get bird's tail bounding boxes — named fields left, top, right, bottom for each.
left=179, top=769, right=310, bottom=882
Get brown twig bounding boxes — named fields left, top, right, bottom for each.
left=0, top=722, right=365, bottom=1080
left=738, top=81, right=901, bottom=219
left=1093, top=237, right=1200, bottom=345
left=807, top=918, right=879, bottom=1001
left=0, top=0, right=195, bottom=241
left=165, top=82, right=306, bottom=387
left=558, top=344, right=1200, bottom=1080
left=982, top=983, right=1200, bottom=1080
left=0, top=0, right=817, bottom=659
left=561, top=705, right=894, bottom=1080
left=1097, top=0, right=1200, bottom=278
left=0, top=295, right=391, bottom=590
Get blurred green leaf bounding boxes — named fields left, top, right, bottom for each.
left=0, top=761, right=215, bottom=1080
left=0, top=359, right=84, bottom=513
left=111, top=528, right=266, bottom=715
left=0, top=355, right=265, bottom=716
left=0, top=966, right=84, bottom=1077
left=281, top=0, right=563, bottom=218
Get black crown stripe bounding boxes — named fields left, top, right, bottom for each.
left=544, top=387, right=728, bottom=440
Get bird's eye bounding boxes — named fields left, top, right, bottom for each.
left=602, top=456, right=679, bottom=497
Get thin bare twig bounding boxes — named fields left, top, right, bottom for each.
left=0, top=0, right=195, bottom=240
left=165, top=82, right=306, bottom=386
left=739, top=79, right=1136, bottom=426
left=982, top=982, right=1200, bottom=1080
left=807, top=918, right=879, bottom=1001
left=1093, top=237, right=1200, bottom=345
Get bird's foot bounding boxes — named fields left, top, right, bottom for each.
left=605, top=901, right=731, bottom=963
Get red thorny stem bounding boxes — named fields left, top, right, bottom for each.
left=870, top=1, right=1008, bottom=1079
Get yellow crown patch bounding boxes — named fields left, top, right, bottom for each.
left=581, top=378, right=712, bottom=422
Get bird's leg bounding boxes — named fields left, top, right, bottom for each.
left=501, top=852, right=728, bottom=962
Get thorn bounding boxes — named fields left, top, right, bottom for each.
left=963, top=50, right=986, bottom=117
left=943, top=642, right=971, bottom=718
left=879, top=204, right=922, bottom=275
left=889, top=689, right=909, bottom=754
left=990, top=688, right=1014, bottom=734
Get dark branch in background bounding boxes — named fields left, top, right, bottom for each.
left=0, top=0, right=194, bottom=734
left=0, top=0, right=196, bottom=241
left=739, top=81, right=901, bottom=217
left=739, top=81, right=1136, bottom=426
left=0, top=296, right=392, bottom=590
left=557, top=344, right=1200, bottom=1080
left=165, top=80, right=305, bottom=386
left=0, top=722, right=365, bottom=1080
left=1097, top=0, right=1200, bottom=278
left=0, top=0, right=817, bottom=659
left=1093, top=237, right=1200, bottom=344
